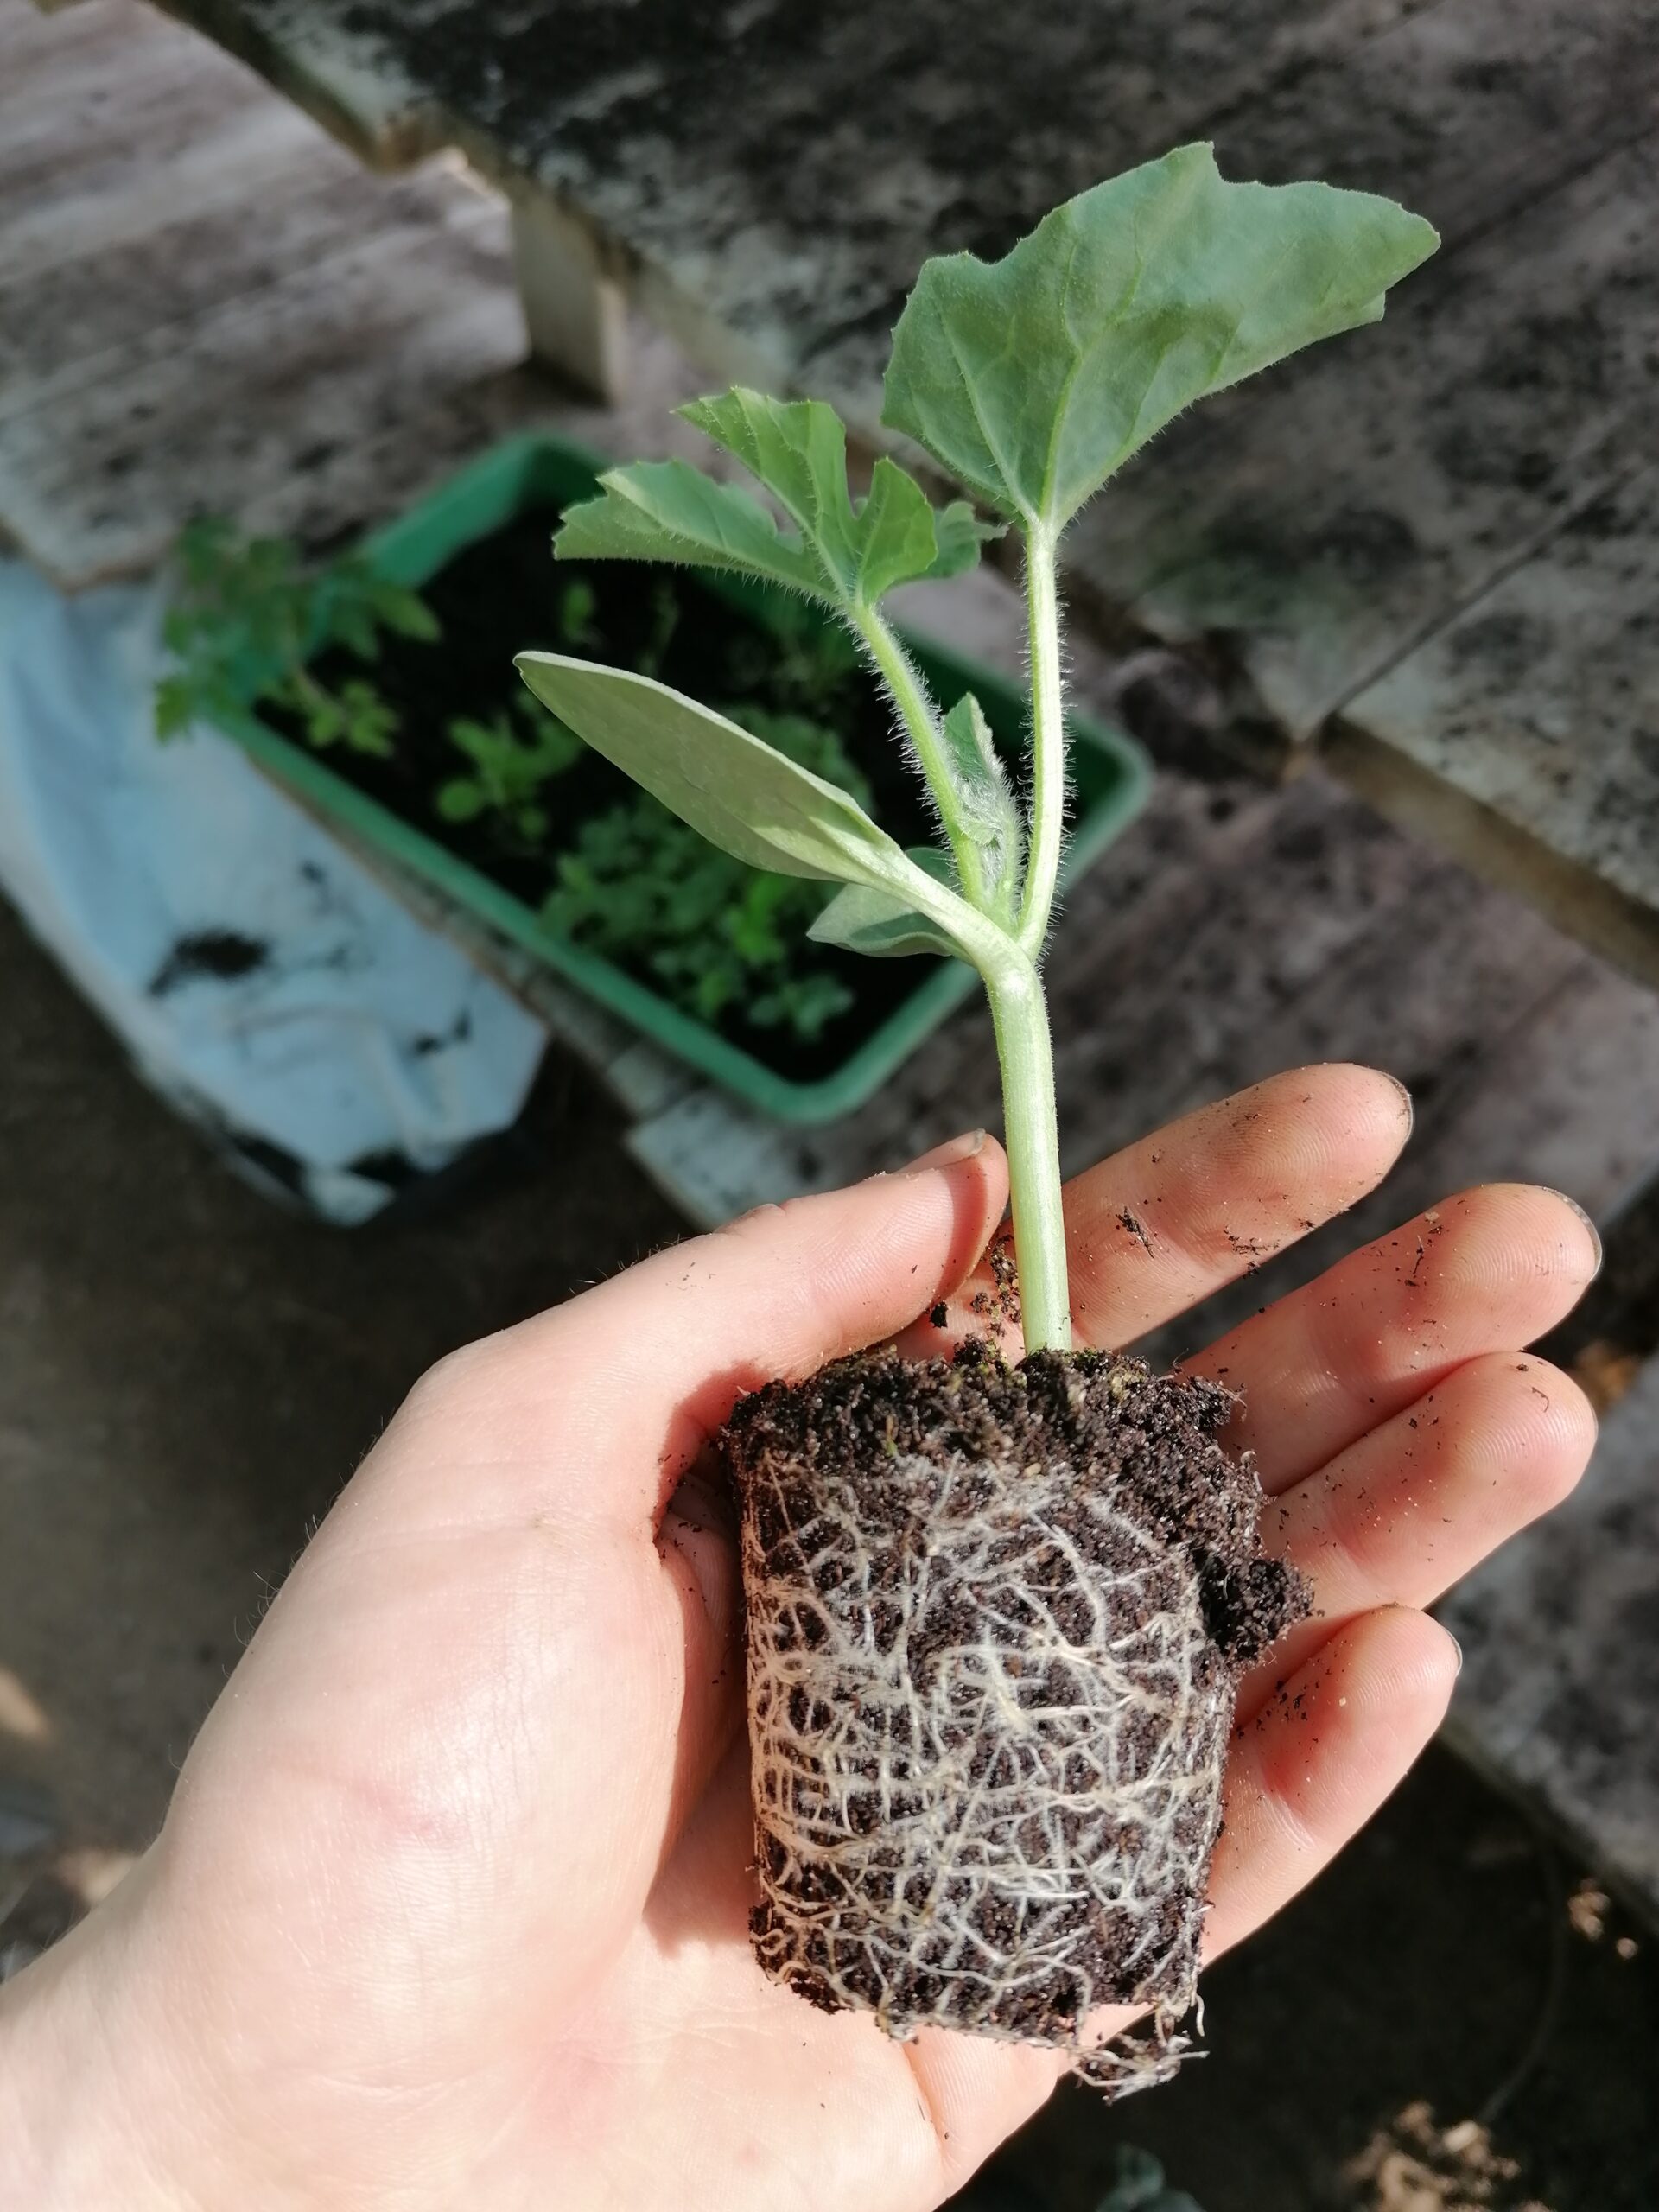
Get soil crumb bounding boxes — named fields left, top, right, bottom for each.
left=1344, top=2102, right=1554, bottom=2212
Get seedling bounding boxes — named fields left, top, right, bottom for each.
left=518, top=143, right=1436, bottom=1359
left=555, top=575, right=602, bottom=651
left=153, top=518, right=879, bottom=1052
left=156, top=518, right=438, bottom=757
left=519, top=145, right=1436, bottom=2092
left=542, top=709, right=870, bottom=1040
left=435, top=695, right=584, bottom=843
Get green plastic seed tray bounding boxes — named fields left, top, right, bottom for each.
left=212, top=431, right=1151, bottom=1126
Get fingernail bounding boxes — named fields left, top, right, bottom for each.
left=1385, top=1072, right=1414, bottom=1139
left=1448, top=1631, right=1464, bottom=1677
left=901, top=1128, right=987, bottom=1177
left=1549, top=1191, right=1603, bottom=1279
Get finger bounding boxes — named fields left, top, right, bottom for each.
left=378, top=1131, right=1009, bottom=1533
left=1242, top=1352, right=1596, bottom=1707
left=1259, top=1354, right=1593, bottom=1639
left=1204, top=1606, right=1459, bottom=1961
left=916, top=1065, right=1411, bottom=1356
left=1193, top=1182, right=1599, bottom=1490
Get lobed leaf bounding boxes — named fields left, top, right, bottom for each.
left=515, top=652, right=930, bottom=897
left=554, top=389, right=996, bottom=612
left=884, top=142, right=1438, bottom=533
left=554, top=457, right=823, bottom=597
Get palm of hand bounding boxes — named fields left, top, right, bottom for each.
left=86, top=1069, right=1595, bottom=2212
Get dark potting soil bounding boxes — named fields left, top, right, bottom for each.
left=149, top=929, right=270, bottom=996
left=275, top=505, right=958, bottom=1083
left=723, top=1341, right=1308, bottom=2082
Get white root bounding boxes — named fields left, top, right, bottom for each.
left=728, top=1351, right=1296, bottom=2098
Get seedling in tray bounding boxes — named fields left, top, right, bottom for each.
left=518, top=145, right=1436, bottom=2093
left=156, top=516, right=439, bottom=757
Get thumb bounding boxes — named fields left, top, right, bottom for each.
left=377, top=1128, right=1009, bottom=1536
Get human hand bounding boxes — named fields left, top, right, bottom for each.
left=0, top=1065, right=1599, bottom=2211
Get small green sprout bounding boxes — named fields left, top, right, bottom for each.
left=542, top=710, right=868, bottom=1042
left=556, top=576, right=602, bottom=650
left=517, top=144, right=1436, bottom=1353
left=633, top=580, right=681, bottom=680
left=435, top=695, right=584, bottom=843
left=156, top=517, right=439, bottom=759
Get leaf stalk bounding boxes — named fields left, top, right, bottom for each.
left=852, top=605, right=992, bottom=912
left=1018, top=528, right=1067, bottom=958
left=982, top=953, right=1071, bottom=1353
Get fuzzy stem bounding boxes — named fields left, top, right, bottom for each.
left=983, top=954, right=1071, bottom=1354
left=1018, top=529, right=1066, bottom=957
left=852, top=605, right=991, bottom=911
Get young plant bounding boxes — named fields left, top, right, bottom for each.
left=156, top=518, right=439, bottom=758
left=519, top=145, right=1436, bottom=1357
left=435, top=694, right=584, bottom=844
left=554, top=575, right=602, bottom=652
left=518, top=145, right=1437, bottom=2089
left=541, top=709, right=870, bottom=1043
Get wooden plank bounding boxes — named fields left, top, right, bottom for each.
left=149, top=0, right=431, bottom=166
left=1066, top=126, right=1659, bottom=735
left=0, top=4, right=276, bottom=206
left=0, top=207, right=525, bottom=582
left=140, top=0, right=1452, bottom=404
left=149, top=0, right=1656, bottom=416
left=2, top=0, right=164, bottom=81
left=1332, top=460, right=1659, bottom=988
left=509, top=194, right=630, bottom=403
left=0, top=142, right=495, bottom=407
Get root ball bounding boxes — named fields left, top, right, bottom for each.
left=722, top=1343, right=1307, bottom=2095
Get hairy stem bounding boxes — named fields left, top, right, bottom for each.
left=1018, top=529, right=1066, bottom=957
left=853, top=606, right=990, bottom=910
left=983, top=955, right=1071, bottom=1354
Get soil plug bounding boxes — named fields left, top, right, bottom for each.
left=516, top=143, right=1437, bottom=2090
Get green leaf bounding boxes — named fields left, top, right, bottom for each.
left=435, top=779, right=486, bottom=823
left=930, top=498, right=1001, bottom=579
left=338, top=678, right=397, bottom=758
left=515, top=653, right=925, bottom=895
left=368, top=576, right=442, bottom=644
left=940, top=692, right=1020, bottom=913
left=809, top=847, right=969, bottom=962
left=884, top=142, right=1438, bottom=534
left=555, top=457, right=822, bottom=594
left=554, top=389, right=996, bottom=610
left=154, top=674, right=197, bottom=742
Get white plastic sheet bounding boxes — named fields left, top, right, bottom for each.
left=0, top=560, right=546, bottom=1222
